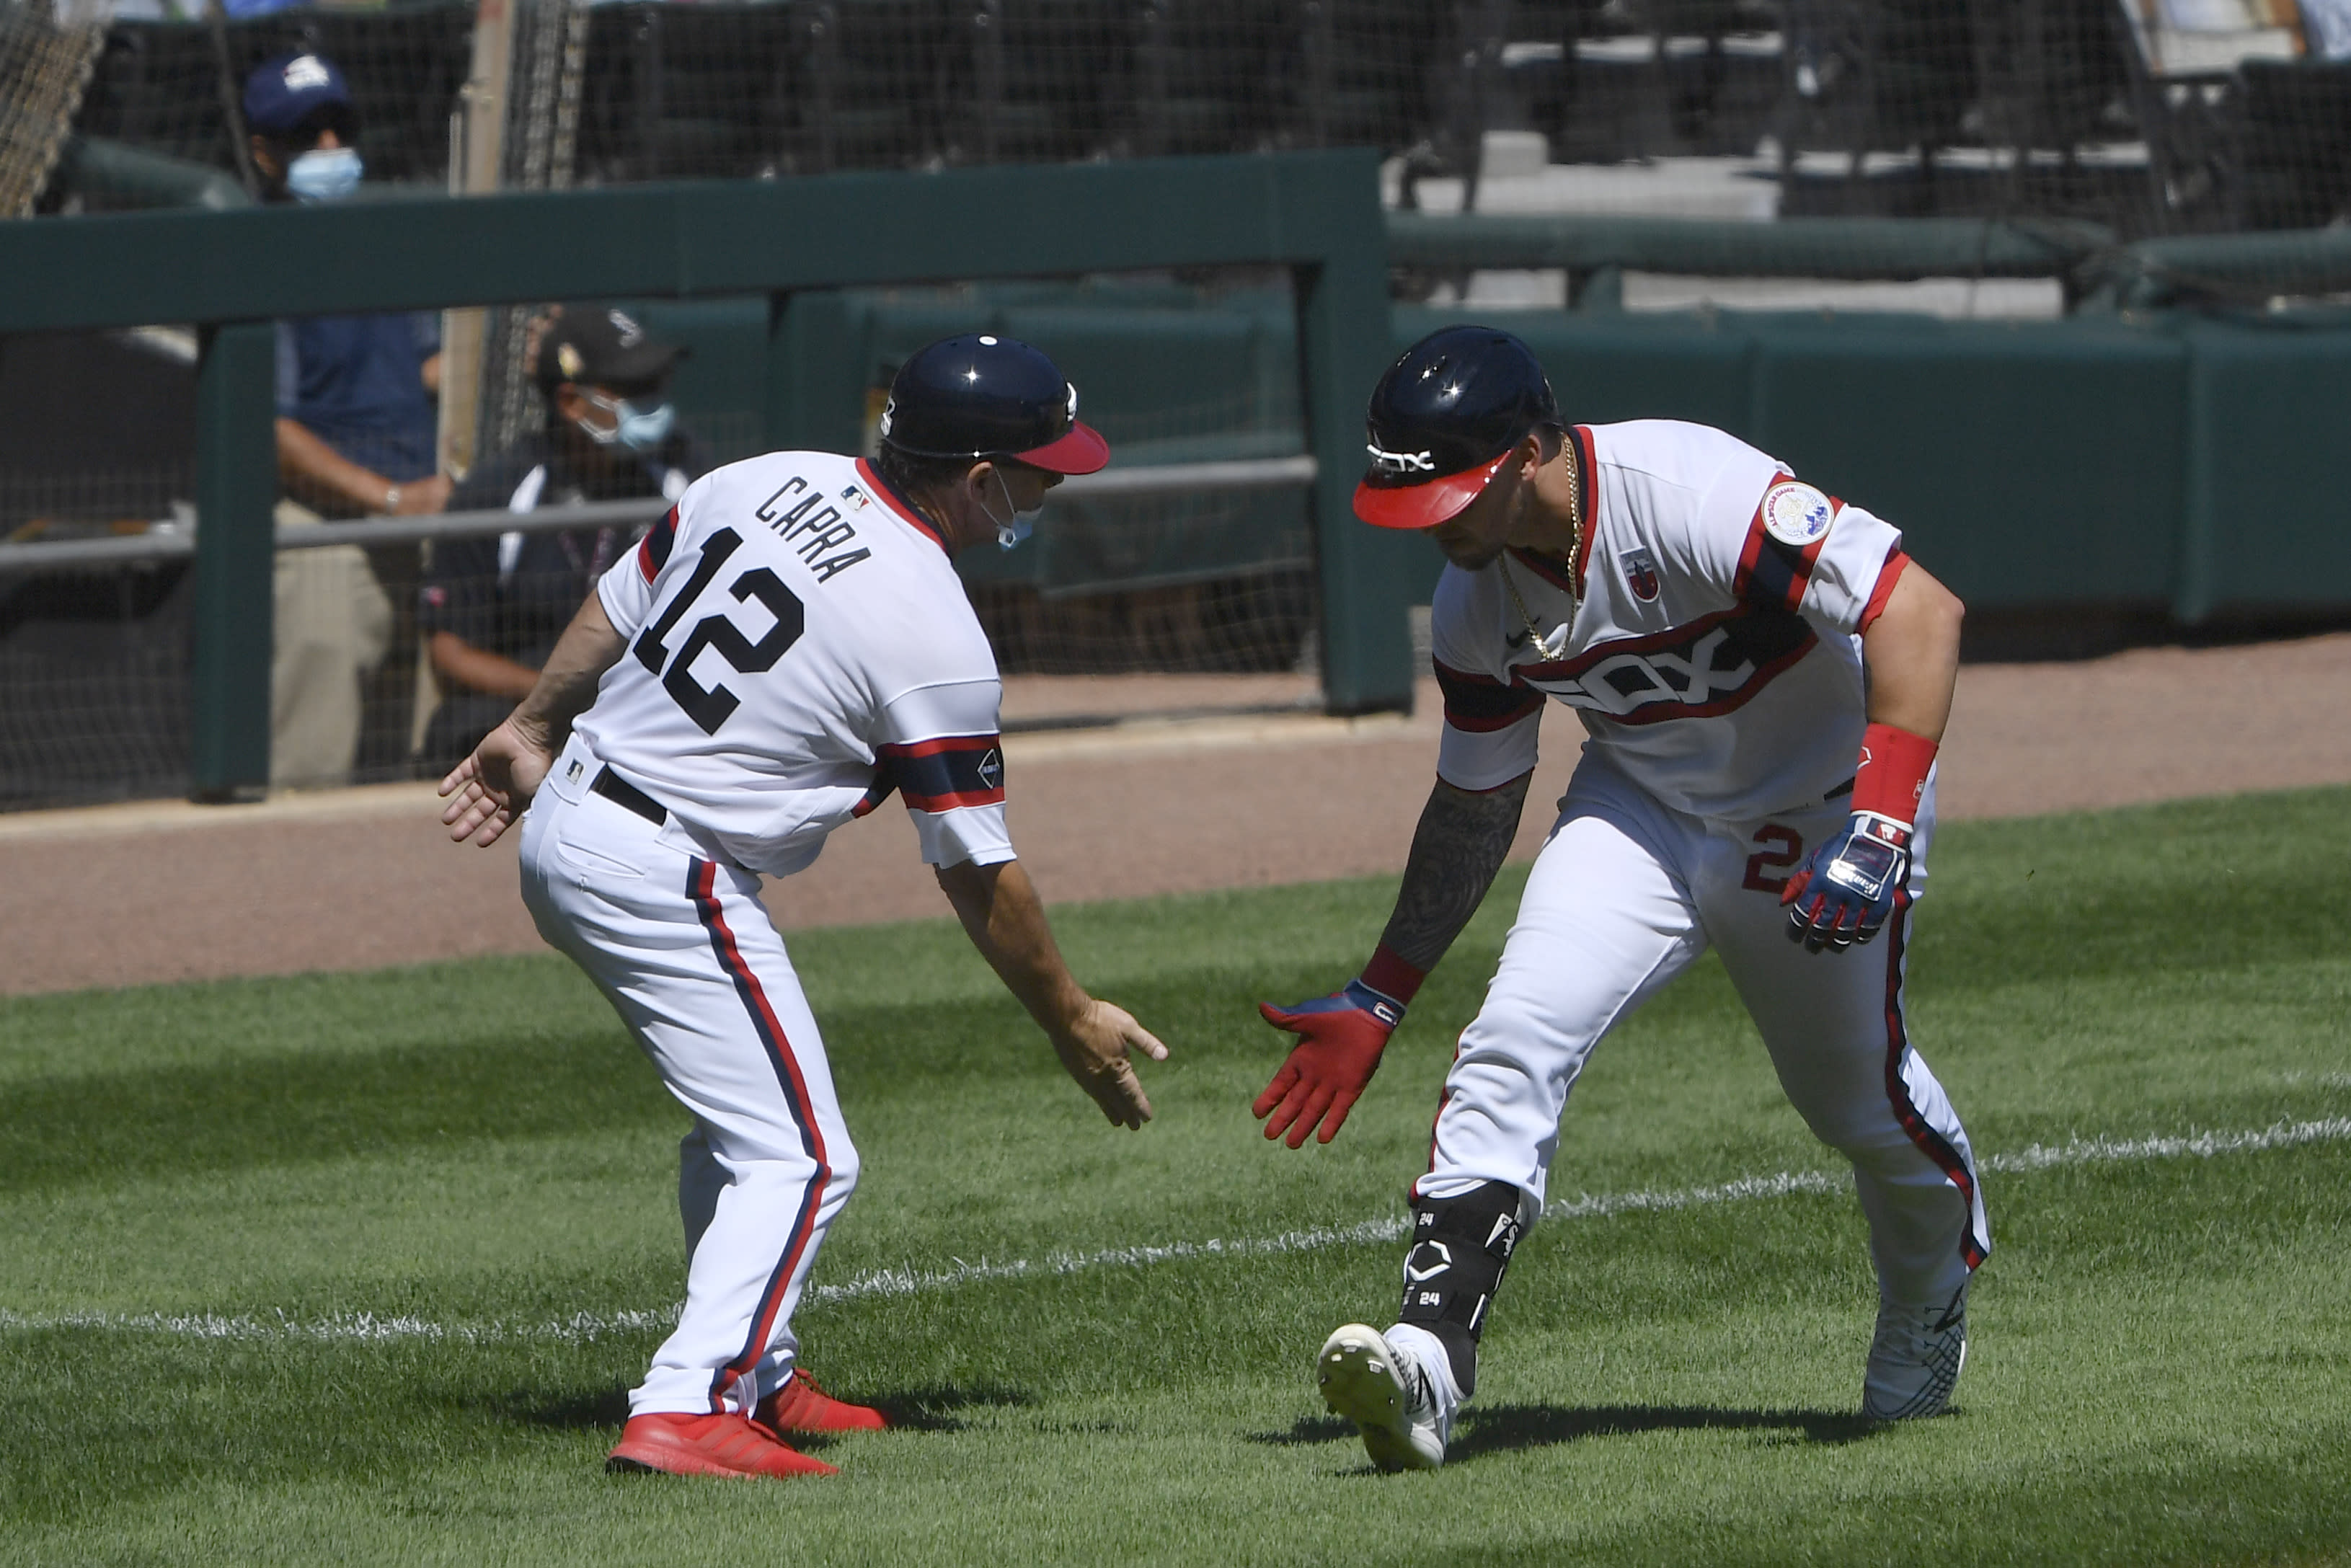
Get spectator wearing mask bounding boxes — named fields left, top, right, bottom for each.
left=244, top=49, right=451, bottom=785
left=247, top=49, right=451, bottom=518
left=415, top=305, right=709, bottom=774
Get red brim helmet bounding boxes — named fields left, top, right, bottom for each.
left=1009, top=419, right=1110, bottom=476
left=1352, top=450, right=1513, bottom=530
left=1352, top=326, right=1559, bottom=529
left=880, top=332, right=1110, bottom=476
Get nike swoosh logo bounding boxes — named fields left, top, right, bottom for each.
left=1504, top=629, right=1530, bottom=650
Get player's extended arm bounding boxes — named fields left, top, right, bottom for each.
left=935, top=857, right=1169, bottom=1131
left=1254, top=770, right=1534, bottom=1148
left=1783, top=561, right=1965, bottom=952
left=438, top=591, right=627, bottom=847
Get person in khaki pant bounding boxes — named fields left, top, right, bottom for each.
left=270, top=501, right=395, bottom=787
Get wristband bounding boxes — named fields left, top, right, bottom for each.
left=1341, top=977, right=1408, bottom=1029
left=1347, top=943, right=1426, bottom=1027
left=1359, top=942, right=1426, bottom=1006
left=383, top=483, right=402, bottom=513
left=1851, top=722, right=1937, bottom=828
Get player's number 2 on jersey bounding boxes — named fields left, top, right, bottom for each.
left=632, top=526, right=807, bottom=735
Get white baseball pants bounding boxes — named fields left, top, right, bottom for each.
left=1423, top=753, right=1989, bottom=1311
left=519, top=743, right=859, bottom=1417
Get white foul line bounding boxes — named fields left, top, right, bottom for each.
left=4, top=1115, right=2345, bottom=1347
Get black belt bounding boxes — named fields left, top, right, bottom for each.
left=590, top=764, right=666, bottom=825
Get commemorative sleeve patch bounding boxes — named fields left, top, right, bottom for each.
left=1761, top=480, right=1836, bottom=548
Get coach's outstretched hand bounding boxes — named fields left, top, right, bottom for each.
left=1050, top=999, right=1169, bottom=1130
left=439, top=715, right=554, bottom=849
left=935, top=858, right=1169, bottom=1132
left=1254, top=980, right=1402, bottom=1148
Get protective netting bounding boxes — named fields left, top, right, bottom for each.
left=0, top=0, right=110, bottom=217
left=12, top=2, right=2351, bottom=809
left=42, top=2, right=2351, bottom=241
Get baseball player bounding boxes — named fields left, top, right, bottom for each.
left=1258, top=325, right=1986, bottom=1471
left=439, top=335, right=1168, bottom=1481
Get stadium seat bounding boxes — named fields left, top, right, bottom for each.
left=1290, top=0, right=1453, bottom=158
left=579, top=4, right=795, bottom=183
left=950, top=0, right=1125, bottom=164
left=1129, top=0, right=1286, bottom=157
left=788, top=0, right=952, bottom=172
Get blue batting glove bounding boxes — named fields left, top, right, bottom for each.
left=1782, top=811, right=1911, bottom=954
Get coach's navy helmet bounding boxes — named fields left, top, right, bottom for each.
left=1355, top=325, right=1559, bottom=529
left=879, top=334, right=1109, bottom=475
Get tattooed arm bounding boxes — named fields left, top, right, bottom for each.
left=1376, top=771, right=1536, bottom=973
left=1252, top=769, right=1533, bottom=1148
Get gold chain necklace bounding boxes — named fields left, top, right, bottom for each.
left=1499, top=438, right=1584, bottom=661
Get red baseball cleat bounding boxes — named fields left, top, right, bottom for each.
left=757, top=1369, right=889, bottom=1432
left=606, top=1412, right=838, bottom=1479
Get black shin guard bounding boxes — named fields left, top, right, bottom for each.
left=1394, top=1181, right=1528, bottom=1398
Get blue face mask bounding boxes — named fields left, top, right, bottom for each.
left=986, top=468, right=1045, bottom=552
left=285, top=146, right=363, bottom=203
left=580, top=391, right=676, bottom=454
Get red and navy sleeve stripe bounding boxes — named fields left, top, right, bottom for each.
left=1733, top=482, right=1836, bottom=614
left=1857, top=545, right=1911, bottom=632
left=1570, top=425, right=1598, bottom=580
left=636, top=505, right=679, bottom=582
left=850, top=768, right=898, bottom=819
left=877, top=735, right=1005, bottom=812
left=1434, top=658, right=1543, bottom=733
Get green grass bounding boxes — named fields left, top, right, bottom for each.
left=3, top=787, right=2348, bottom=1565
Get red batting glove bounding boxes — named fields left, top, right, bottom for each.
left=1253, top=978, right=1405, bottom=1148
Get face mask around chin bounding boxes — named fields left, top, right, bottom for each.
left=579, top=393, right=676, bottom=454
left=284, top=146, right=363, bottom=203
left=988, top=469, right=1045, bottom=551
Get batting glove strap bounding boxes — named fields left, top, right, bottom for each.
left=1782, top=810, right=1911, bottom=953
left=1341, top=976, right=1409, bottom=1029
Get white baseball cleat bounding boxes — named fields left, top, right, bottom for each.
left=1861, top=1283, right=1968, bottom=1421
left=1316, top=1323, right=1449, bottom=1471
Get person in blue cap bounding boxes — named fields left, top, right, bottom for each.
left=244, top=48, right=451, bottom=519
left=244, top=49, right=452, bottom=784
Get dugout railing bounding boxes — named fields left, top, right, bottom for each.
left=0, top=150, right=1404, bottom=802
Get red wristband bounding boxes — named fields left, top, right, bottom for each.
left=1851, top=722, right=1938, bottom=826
left=1359, top=942, right=1427, bottom=1006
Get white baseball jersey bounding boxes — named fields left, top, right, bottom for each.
left=1432, top=420, right=1911, bottom=823
left=571, top=451, right=1012, bottom=878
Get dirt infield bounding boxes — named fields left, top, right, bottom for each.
left=4, top=632, right=2347, bottom=998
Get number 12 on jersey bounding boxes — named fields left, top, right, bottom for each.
left=632, top=526, right=807, bottom=735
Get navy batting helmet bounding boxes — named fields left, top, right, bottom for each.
left=879, top=333, right=1110, bottom=475
left=1355, top=325, right=1559, bottom=529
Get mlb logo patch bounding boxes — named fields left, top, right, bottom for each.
left=1619, top=546, right=1661, bottom=602
left=841, top=484, right=871, bottom=511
